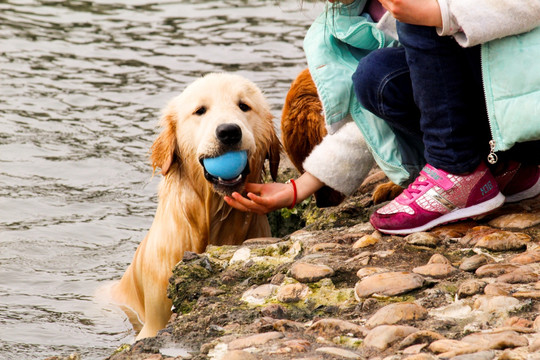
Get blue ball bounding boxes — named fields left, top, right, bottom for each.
left=203, top=150, right=248, bottom=179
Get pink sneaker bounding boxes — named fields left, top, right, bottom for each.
left=494, top=162, right=540, bottom=203
left=370, top=163, right=505, bottom=235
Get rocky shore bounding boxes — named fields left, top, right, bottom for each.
left=51, top=169, right=540, bottom=360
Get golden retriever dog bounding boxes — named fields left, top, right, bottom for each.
left=281, top=68, right=403, bottom=205
left=110, top=73, right=280, bottom=340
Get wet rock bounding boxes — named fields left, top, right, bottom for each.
left=354, top=271, right=425, bottom=298
left=459, top=254, right=491, bottom=272
left=352, top=231, right=381, bottom=249
left=315, top=347, right=361, bottom=359
left=363, top=325, right=418, bottom=350
left=227, top=332, right=284, bottom=350
left=306, top=319, right=367, bottom=338
left=241, top=284, right=278, bottom=305
left=290, top=262, right=334, bottom=283
left=496, top=265, right=539, bottom=283
left=405, top=232, right=440, bottom=248
left=475, top=263, right=520, bottom=277
left=457, top=279, right=487, bottom=298
left=276, top=283, right=309, bottom=303
left=413, top=254, right=457, bottom=278
left=366, top=303, right=427, bottom=328
left=474, top=231, right=530, bottom=252
left=488, top=212, right=540, bottom=229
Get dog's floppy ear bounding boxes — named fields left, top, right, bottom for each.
left=267, top=116, right=282, bottom=182
left=151, top=110, right=178, bottom=176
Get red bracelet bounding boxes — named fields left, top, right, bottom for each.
left=286, top=179, right=297, bottom=209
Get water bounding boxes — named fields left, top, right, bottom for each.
left=0, top=1, right=325, bottom=358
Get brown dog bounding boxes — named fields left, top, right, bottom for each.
left=110, top=73, right=280, bottom=340
left=281, top=68, right=402, bottom=205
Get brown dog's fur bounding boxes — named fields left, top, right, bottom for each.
left=281, top=68, right=402, bottom=204
left=110, top=73, right=280, bottom=339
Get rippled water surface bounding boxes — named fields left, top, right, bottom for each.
left=0, top=1, right=324, bottom=358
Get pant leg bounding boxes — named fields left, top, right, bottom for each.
left=396, top=22, right=490, bottom=174
left=353, top=46, right=421, bottom=140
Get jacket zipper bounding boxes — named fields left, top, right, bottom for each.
left=481, top=44, right=498, bottom=165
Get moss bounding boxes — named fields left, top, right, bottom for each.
left=332, top=336, right=363, bottom=349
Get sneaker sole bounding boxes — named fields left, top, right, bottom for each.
left=504, top=175, right=540, bottom=203
left=375, top=192, right=506, bottom=235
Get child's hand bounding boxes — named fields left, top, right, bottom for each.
left=224, top=182, right=295, bottom=215
left=379, top=0, right=442, bottom=27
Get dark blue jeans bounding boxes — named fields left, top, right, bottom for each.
left=354, top=22, right=540, bottom=175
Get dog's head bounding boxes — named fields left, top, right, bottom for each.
left=150, top=73, right=281, bottom=196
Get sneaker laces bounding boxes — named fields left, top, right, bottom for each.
left=402, top=176, right=431, bottom=200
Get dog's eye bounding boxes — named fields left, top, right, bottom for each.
left=238, top=101, right=251, bottom=112
left=194, top=106, right=207, bottom=116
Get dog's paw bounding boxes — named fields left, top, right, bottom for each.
left=372, top=181, right=403, bottom=204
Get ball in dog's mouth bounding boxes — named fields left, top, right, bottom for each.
left=201, top=151, right=250, bottom=194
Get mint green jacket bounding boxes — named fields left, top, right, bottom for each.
left=304, top=0, right=540, bottom=186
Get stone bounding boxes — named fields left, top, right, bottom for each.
left=460, top=226, right=499, bottom=247
left=241, top=284, right=278, bottom=305
left=366, top=303, right=428, bottom=328
left=405, top=232, right=440, bottom=248
left=511, top=290, right=540, bottom=299
left=260, top=304, right=287, bottom=319
left=306, top=318, right=367, bottom=338
left=461, top=331, right=529, bottom=350
left=356, top=267, right=388, bottom=279
left=459, top=254, right=491, bottom=272
left=227, top=332, right=283, bottom=350
left=429, top=339, right=474, bottom=354
left=290, top=262, right=334, bottom=283
left=530, top=337, right=540, bottom=352
left=458, top=279, right=487, bottom=298
left=474, top=231, right=530, bottom=252
left=354, top=272, right=425, bottom=298
left=484, top=283, right=513, bottom=296
left=496, top=266, right=539, bottom=284
left=315, top=347, right=361, bottom=359
left=230, top=247, right=252, bottom=264
left=450, top=350, right=495, bottom=360
left=282, top=339, right=311, bottom=353
left=277, top=283, right=309, bottom=303
left=509, top=247, right=540, bottom=264
left=352, top=231, right=381, bottom=249
left=473, top=295, right=522, bottom=313
left=402, top=343, right=428, bottom=355
left=403, top=354, right=437, bottom=360
left=413, top=263, right=457, bottom=278
left=413, top=254, right=457, bottom=278
left=398, top=330, right=445, bottom=349
left=488, top=212, right=540, bottom=229
left=223, top=350, right=258, bottom=360
left=475, top=263, right=520, bottom=277
left=363, top=325, right=418, bottom=350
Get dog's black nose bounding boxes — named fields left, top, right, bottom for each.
left=216, top=123, right=242, bottom=145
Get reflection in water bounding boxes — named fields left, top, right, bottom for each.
left=0, top=0, right=323, bottom=358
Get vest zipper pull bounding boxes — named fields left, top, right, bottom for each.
left=487, top=140, right=498, bottom=164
